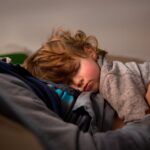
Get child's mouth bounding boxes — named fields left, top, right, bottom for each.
left=84, top=81, right=93, bottom=91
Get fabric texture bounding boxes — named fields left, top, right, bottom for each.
left=0, top=61, right=114, bottom=132
left=99, top=56, right=150, bottom=122
left=0, top=73, right=150, bottom=150
left=46, top=80, right=80, bottom=118
left=0, top=61, right=62, bottom=117
left=46, top=81, right=115, bottom=133
left=0, top=89, right=57, bottom=150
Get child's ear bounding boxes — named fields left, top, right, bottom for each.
left=84, top=47, right=97, bottom=60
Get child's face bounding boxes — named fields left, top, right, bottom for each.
left=70, top=57, right=100, bottom=92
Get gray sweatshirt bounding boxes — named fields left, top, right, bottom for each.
left=0, top=72, right=150, bottom=150
left=99, top=57, right=150, bottom=122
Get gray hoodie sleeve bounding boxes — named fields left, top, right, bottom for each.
left=0, top=73, right=150, bottom=150
left=100, top=61, right=150, bottom=123
left=126, top=61, right=150, bottom=88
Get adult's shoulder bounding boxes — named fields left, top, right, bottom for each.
left=0, top=73, right=60, bottom=118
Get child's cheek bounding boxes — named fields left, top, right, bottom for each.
left=86, top=67, right=100, bottom=79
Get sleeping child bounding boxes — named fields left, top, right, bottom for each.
left=23, top=28, right=150, bottom=123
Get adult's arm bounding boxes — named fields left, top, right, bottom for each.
left=0, top=74, right=150, bottom=150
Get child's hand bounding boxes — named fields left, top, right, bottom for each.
left=146, top=84, right=150, bottom=106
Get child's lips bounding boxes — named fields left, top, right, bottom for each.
left=83, top=81, right=93, bottom=91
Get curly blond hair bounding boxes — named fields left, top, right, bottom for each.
left=23, top=28, right=107, bottom=84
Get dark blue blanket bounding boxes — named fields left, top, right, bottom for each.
left=0, top=61, right=62, bottom=117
